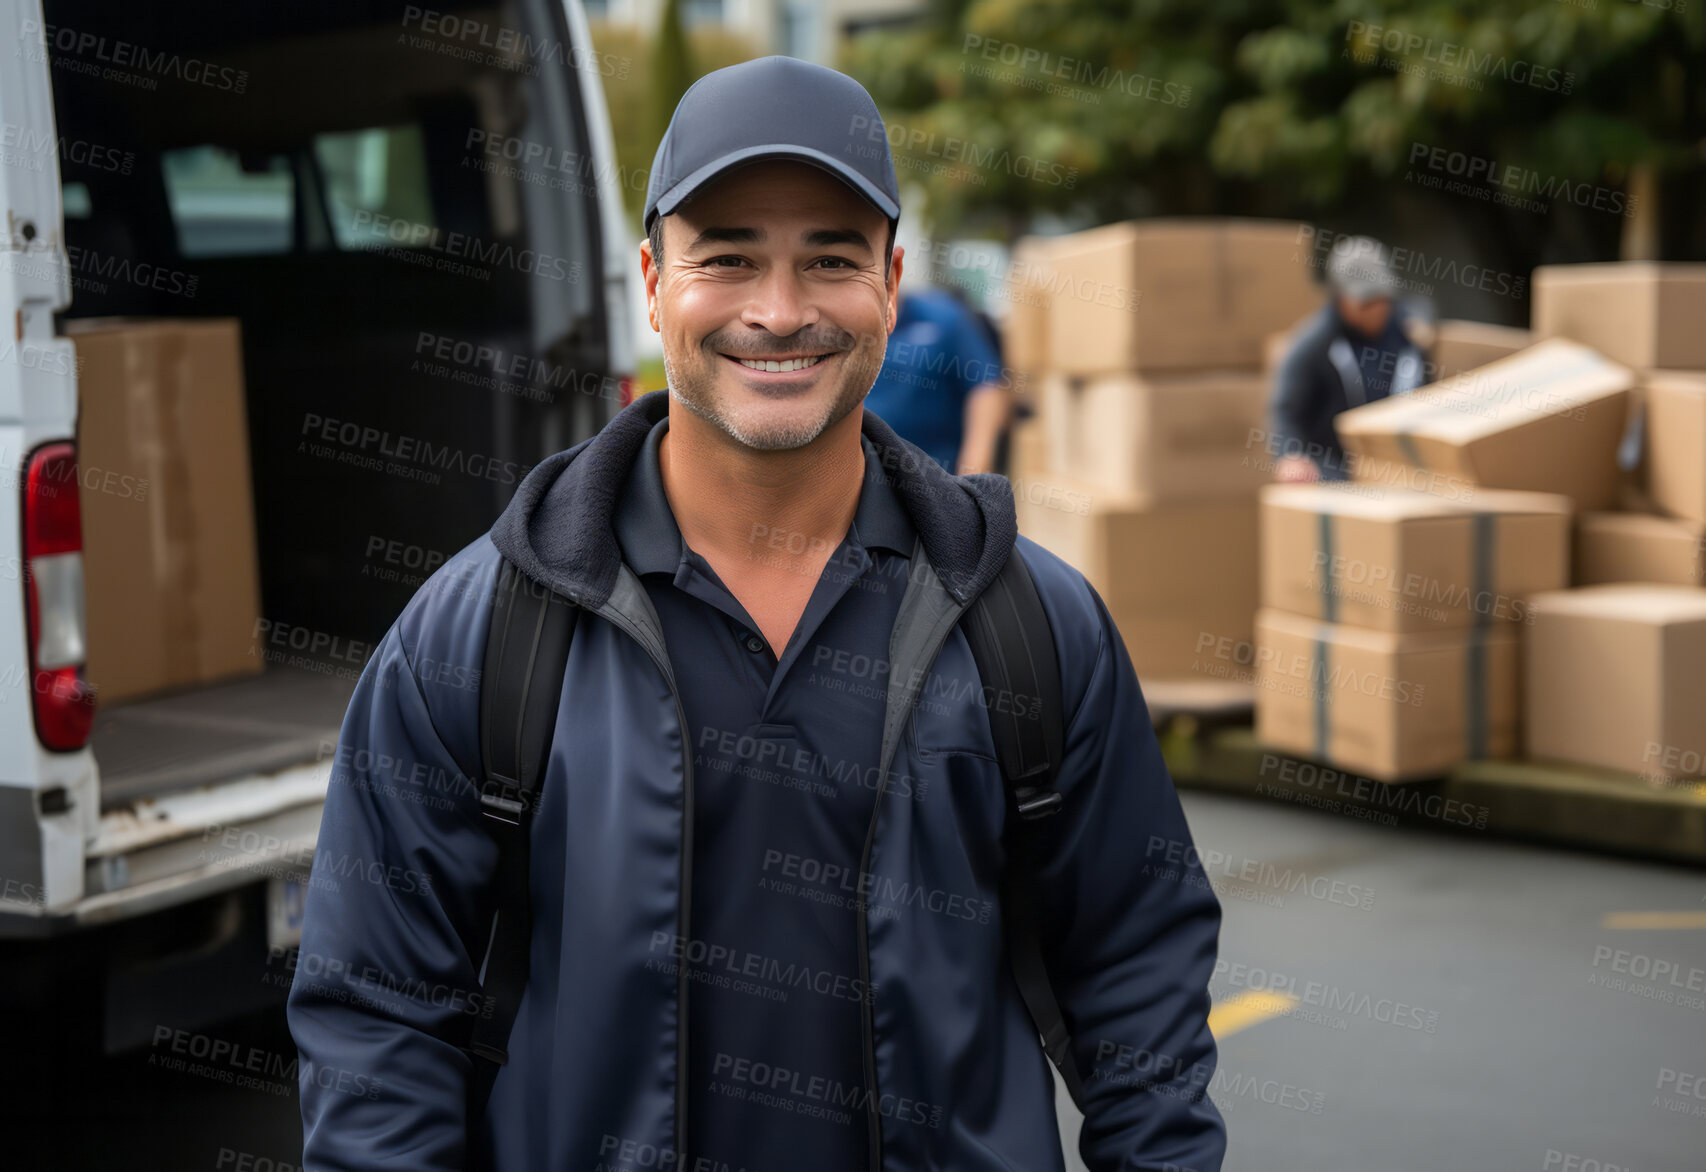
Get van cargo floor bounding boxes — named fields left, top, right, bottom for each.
left=93, top=667, right=360, bottom=810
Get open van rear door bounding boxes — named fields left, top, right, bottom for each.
left=0, top=0, right=100, bottom=917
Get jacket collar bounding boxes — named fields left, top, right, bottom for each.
left=490, top=390, right=1015, bottom=611
left=614, top=414, right=918, bottom=577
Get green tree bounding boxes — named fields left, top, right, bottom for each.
left=846, top=0, right=1706, bottom=262
left=651, top=0, right=695, bottom=146
left=592, top=19, right=760, bottom=225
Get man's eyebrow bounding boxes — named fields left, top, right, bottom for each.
left=685, top=225, right=875, bottom=256
left=688, top=226, right=762, bottom=249
left=804, top=228, right=874, bottom=256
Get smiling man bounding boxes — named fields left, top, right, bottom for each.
left=289, top=56, right=1227, bottom=1172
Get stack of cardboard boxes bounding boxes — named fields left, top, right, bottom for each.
left=1254, top=484, right=1570, bottom=781
left=1521, top=265, right=1706, bottom=781
left=1004, top=226, right=1706, bottom=786
left=1004, top=219, right=1318, bottom=682
left=1295, top=263, right=1706, bottom=783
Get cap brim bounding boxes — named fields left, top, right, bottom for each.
left=649, top=144, right=900, bottom=228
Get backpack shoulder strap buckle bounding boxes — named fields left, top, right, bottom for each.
left=1013, top=786, right=1062, bottom=820
left=479, top=773, right=527, bottom=826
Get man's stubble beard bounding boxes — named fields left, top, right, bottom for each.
left=663, top=334, right=887, bottom=452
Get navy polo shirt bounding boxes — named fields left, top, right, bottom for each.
left=613, top=416, right=916, bottom=1172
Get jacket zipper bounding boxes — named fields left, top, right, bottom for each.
left=612, top=582, right=963, bottom=1172
left=667, top=682, right=694, bottom=1166
left=600, top=604, right=696, bottom=1164
left=853, top=607, right=967, bottom=1172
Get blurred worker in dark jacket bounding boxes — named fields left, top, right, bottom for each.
left=1270, top=236, right=1431, bottom=482
left=864, top=285, right=1012, bottom=474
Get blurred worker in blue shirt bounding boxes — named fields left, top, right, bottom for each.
left=864, top=286, right=1013, bottom=474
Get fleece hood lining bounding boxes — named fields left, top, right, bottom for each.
left=489, top=392, right=1016, bottom=612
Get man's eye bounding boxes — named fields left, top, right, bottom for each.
left=813, top=257, right=855, bottom=270
left=703, top=255, right=748, bottom=268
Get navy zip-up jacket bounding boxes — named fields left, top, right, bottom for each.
left=288, top=391, right=1227, bottom=1172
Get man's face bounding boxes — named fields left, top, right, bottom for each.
left=641, top=160, right=901, bottom=452
left=1336, top=293, right=1394, bottom=338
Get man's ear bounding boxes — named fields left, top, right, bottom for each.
left=886, top=244, right=905, bottom=334
left=640, top=237, right=661, bottom=334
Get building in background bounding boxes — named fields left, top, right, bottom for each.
left=585, top=0, right=921, bottom=65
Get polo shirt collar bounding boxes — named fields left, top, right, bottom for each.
left=614, top=416, right=917, bottom=577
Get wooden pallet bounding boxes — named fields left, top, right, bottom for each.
left=1168, top=727, right=1706, bottom=867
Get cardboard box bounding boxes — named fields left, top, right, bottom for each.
left=1526, top=585, right=1706, bottom=778
left=1017, top=474, right=1256, bottom=679
left=1050, top=371, right=1270, bottom=501
left=1045, top=219, right=1319, bottom=375
left=1034, top=372, right=1075, bottom=476
left=1642, top=372, right=1706, bottom=523
left=1262, top=484, right=1571, bottom=632
left=1337, top=339, right=1634, bottom=509
left=1575, top=512, right=1706, bottom=587
left=1533, top=263, right=1706, bottom=370
left=1008, top=418, right=1049, bottom=485
left=1255, top=608, right=1519, bottom=783
left=1002, top=236, right=1057, bottom=374
left=71, top=318, right=263, bottom=707
left=1430, top=320, right=1532, bottom=382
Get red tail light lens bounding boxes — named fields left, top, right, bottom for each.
left=24, top=442, right=94, bottom=751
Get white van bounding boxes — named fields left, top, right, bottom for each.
left=0, top=0, right=632, bottom=1051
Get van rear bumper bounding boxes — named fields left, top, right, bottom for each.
left=0, top=764, right=325, bottom=938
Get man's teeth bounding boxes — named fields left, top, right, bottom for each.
left=737, top=355, right=826, bottom=372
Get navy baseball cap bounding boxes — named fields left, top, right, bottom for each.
left=643, top=56, right=900, bottom=233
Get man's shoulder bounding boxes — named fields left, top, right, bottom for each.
left=1286, top=303, right=1340, bottom=358
left=388, top=533, right=507, bottom=690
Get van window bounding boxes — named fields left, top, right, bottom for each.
left=313, top=125, right=437, bottom=250
left=62, top=182, right=92, bottom=219
left=161, top=146, right=293, bottom=258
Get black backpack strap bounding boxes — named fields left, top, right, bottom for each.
left=466, top=558, right=578, bottom=1117
left=960, top=547, right=1085, bottom=1108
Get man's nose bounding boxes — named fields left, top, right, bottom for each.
left=739, top=266, right=820, bottom=338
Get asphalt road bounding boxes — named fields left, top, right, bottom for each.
left=1059, top=790, right=1706, bottom=1172
left=5, top=788, right=1702, bottom=1170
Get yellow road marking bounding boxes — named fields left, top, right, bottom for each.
left=1208, top=990, right=1298, bottom=1040
left=1602, top=911, right=1706, bottom=931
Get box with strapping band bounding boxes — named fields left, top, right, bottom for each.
left=1254, top=609, right=1520, bottom=783
left=1254, top=483, right=1566, bottom=780
left=1336, top=339, right=1635, bottom=510
left=1260, top=484, right=1572, bottom=632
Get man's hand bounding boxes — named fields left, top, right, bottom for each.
left=1274, top=454, right=1321, bottom=483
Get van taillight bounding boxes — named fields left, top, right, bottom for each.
left=23, top=442, right=93, bottom=751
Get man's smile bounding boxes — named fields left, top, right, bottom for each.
left=716, top=350, right=843, bottom=391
